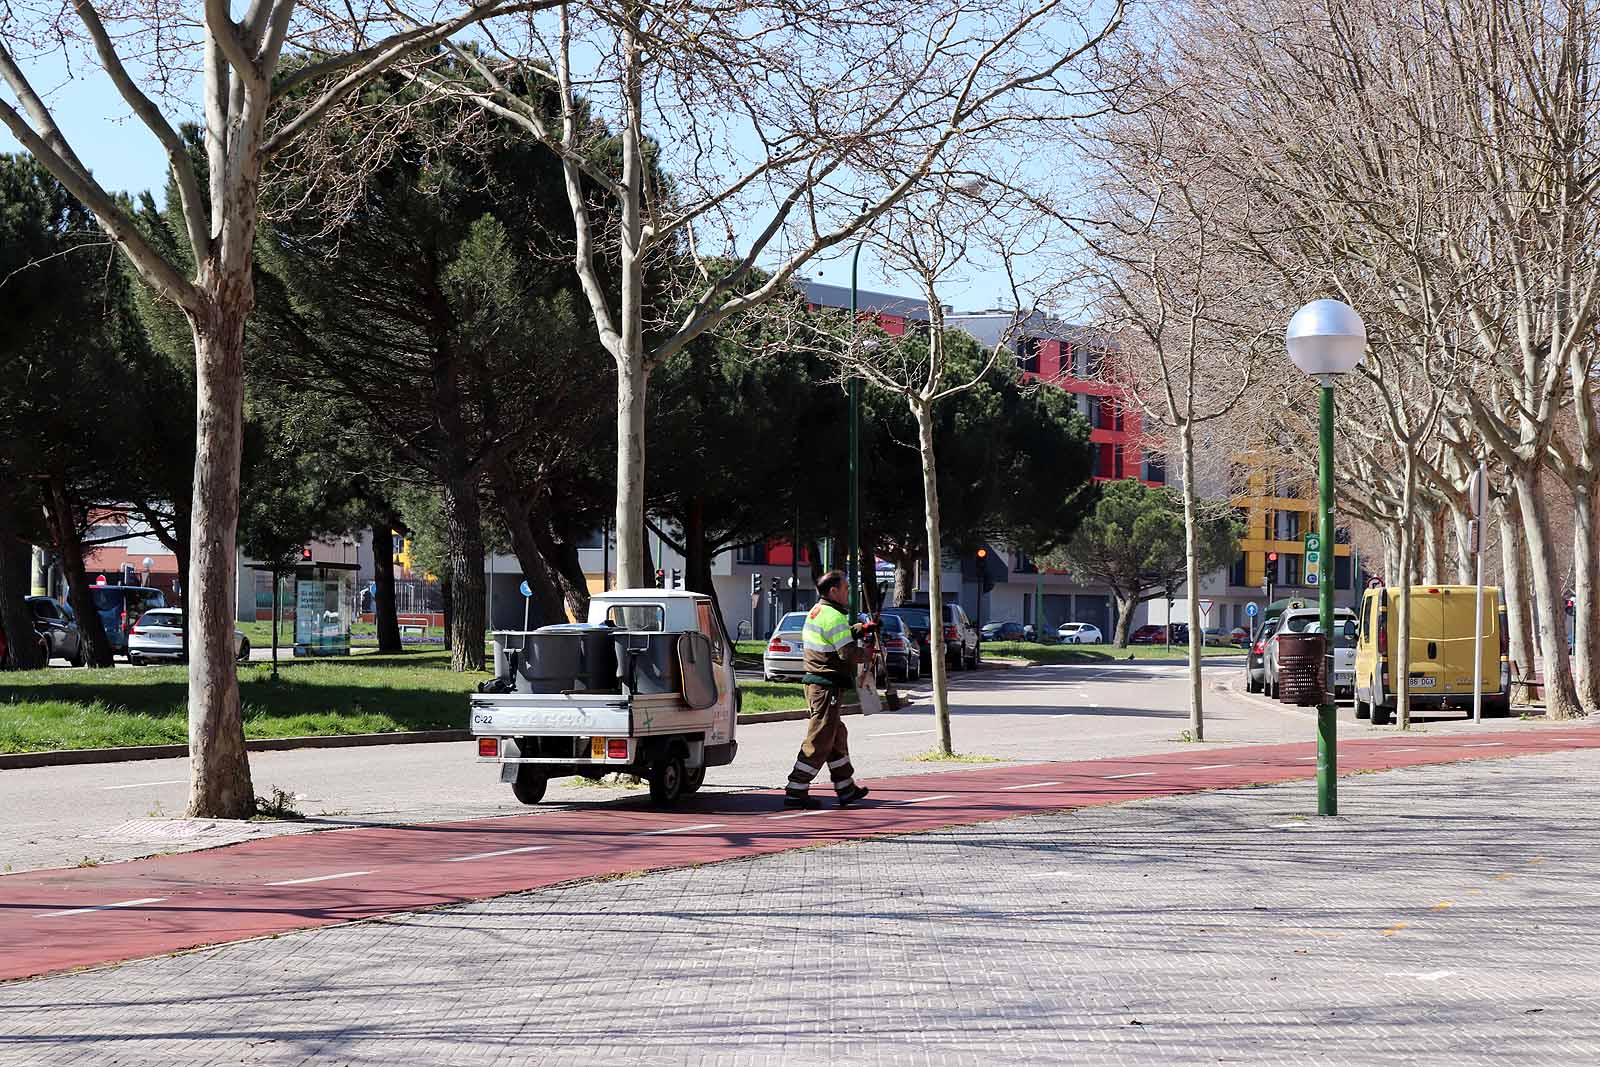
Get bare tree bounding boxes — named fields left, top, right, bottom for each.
left=415, top=0, right=1125, bottom=588
left=0, top=0, right=557, bottom=816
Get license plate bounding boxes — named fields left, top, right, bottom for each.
left=1409, top=675, right=1437, bottom=689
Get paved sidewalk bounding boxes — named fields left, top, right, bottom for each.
left=3, top=747, right=1597, bottom=1065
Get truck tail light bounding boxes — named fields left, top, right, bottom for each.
left=606, top=738, right=628, bottom=760
left=478, top=737, right=498, bottom=758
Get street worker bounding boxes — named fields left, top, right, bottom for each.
left=785, top=570, right=874, bottom=809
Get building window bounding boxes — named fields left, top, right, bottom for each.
left=1097, top=443, right=1116, bottom=478
left=1284, top=553, right=1302, bottom=586
left=734, top=543, right=767, bottom=565
left=1112, top=446, right=1125, bottom=479
left=1334, top=554, right=1352, bottom=589
left=1229, top=553, right=1248, bottom=587
left=1016, top=336, right=1039, bottom=374
left=576, top=528, right=604, bottom=549
left=1143, top=455, right=1167, bottom=484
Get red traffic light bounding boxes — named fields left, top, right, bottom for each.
left=977, top=548, right=988, bottom=559
left=301, top=547, right=313, bottom=560
left=1267, top=552, right=1278, bottom=562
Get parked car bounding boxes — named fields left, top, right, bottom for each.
left=762, top=611, right=809, bottom=682
left=1228, top=626, right=1251, bottom=648
left=1057, top=621, right=1103, bottom=645
left=1305, top=618, right=1359, bottom=700
left=89, top=585, right=167, bottom=655
left=26, top=596, right=85, bottom=666
left=126, top=608, right=250, bottom=666
left=0, top=620, right=48, bottom=668
left=883, top=601, right=981, bottom=672
left=878, top=612, right=922, bottom=681
left=1203, top=627, right=1231, bottom=647
left=1353, top=585, right=1510, bottom=724
left=1263, top=606, right=1357, bottom=699
left=981, top=621, right=1029, bottom=642
left=1130, top=623, right=1188, bottom=645
left=1244, top=617, right=1280, bottom=693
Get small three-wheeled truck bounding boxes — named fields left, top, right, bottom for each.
left=470, top=589, right=740, bottom=805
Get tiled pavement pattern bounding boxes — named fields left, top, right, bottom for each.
left=3, top=749, right=1597, bottom=1066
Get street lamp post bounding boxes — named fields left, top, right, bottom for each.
left=1285, top=298, right=1367, bottom=818
left=848, top=237, right=867, bottom=616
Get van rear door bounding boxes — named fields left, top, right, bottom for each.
left=1405, top=593, right=1447, bottom=691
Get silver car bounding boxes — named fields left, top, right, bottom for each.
left=762, top=611, right=809, bottom=681
left=1263, top=606, right=1356, bottom=699
left=127, top=608, right=251, bottom=666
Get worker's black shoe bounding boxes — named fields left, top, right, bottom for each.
left=837, top=785, right=870, bottom=808
left=783, top=794, right=822, bottom=810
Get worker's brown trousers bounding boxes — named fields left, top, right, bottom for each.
left=786, top=684, right=857, bottom=799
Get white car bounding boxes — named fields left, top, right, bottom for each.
left=762, top=611, right=809, bottom=681
left=1057, top=622, right=1103, bottom=644
left=127, top=608, right=251, bottom=666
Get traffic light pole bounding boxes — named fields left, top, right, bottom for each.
left=1316, top=381, right=1337, bottom=816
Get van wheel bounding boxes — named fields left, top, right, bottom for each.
left=648, top=756, right=686, bottom=804
left=1371, top=703, right=1393, bottom=727
left=511, top=767, right=548, bottom=805
left=682, top=766, right=706, bottom=794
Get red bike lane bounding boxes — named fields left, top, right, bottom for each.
left=3, top=727, right=1595, bottom=982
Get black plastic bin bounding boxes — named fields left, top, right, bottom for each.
left=504, top=625, right=621, bottom=693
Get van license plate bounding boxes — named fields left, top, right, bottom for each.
left=1409, top=675, right=1436, bottom=689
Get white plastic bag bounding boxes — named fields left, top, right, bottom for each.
left=856, top=663, right=882, bottom=716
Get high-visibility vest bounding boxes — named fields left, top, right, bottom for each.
left=803, top=601, right=853, bottom=653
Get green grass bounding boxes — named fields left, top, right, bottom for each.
left=235, top=619, right=446, bottom=647
left=0, top=649, right=827, bottom=752
left=739, top=681, right=827, bottom=714
left=0, top=650, right=484, bottom=753
left=983, top=641, right=1244, bottom=664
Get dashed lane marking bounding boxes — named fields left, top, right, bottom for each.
left=1104, top=772, right=1155, bottom=780
left=444, top=846, right=549, bottom=862
left=266, top=871, right=374, bottom=887
left=1382, top=922, right=1410, bottom=937
left=1430, top=901, right=1454, bottom=911
left=897, top=794, right=958, bottom=804
left=99, top=779, right=188, bottom=791
left=634, top=823, right=726, bottom=836
left=1193, top=763, right=1236, bottom=770
left=1001, top=781, right=1064, bottom=790
left=42, top=897, right=166, bottom=918
left=1461, top=742, right=1506, bottom=748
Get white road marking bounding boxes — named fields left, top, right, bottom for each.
left=266, top=871, right=373, bottom=886
left=634, top=823, right=725, bottom=836
left=1001, top=781, right=1064, bottom=790
left=1192, top=763, right=1236, bottom=770
left=768, top=809, right=825, bottom=820
left=1103, top=772, right=1155, bottom=780
left=99, top=779, right=188, bottom=791
left=444, top=845, right=549, bottom=862
left=1383, top=748, right=1423, bottom=753
left=1270, top=822, right=1311, bottom=830
left=897, top=794, right=958, bottom=804
left=1460, top=742, right=1505, bottom=748
left=872, top=729, right=933, bottom=737
left=42, top=897, right=166, bottom=918
left=1385, top=970, right=1456, bottom=982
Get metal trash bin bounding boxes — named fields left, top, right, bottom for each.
left=1275, top=633, right=1326, bottom=707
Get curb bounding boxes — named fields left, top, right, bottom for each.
left=0, top=729, right=472, bottom=770
left=740, top=702, right=865, bottom=724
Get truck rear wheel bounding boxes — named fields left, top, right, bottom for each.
left=511, top=767, right=548, bottom=805
left=648, top=756, right=686, bottom=804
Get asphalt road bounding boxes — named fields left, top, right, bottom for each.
left=1, top=655, right=1551, bottom=876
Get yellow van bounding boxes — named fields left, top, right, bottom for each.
left=1353, top=585, right=1509, bottom=725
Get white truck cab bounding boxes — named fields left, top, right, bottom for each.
left=470, top=589, right=739, bottom=806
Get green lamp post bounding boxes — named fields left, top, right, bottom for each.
left=1285, top=298, right=1366, bottom=817
left=848, top=237, right=867, bottom=616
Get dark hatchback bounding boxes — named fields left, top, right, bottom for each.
left=1244, top=617, right=1280, bottom=693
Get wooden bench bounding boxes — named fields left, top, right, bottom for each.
left=397, top=613, right=432, bottom=637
